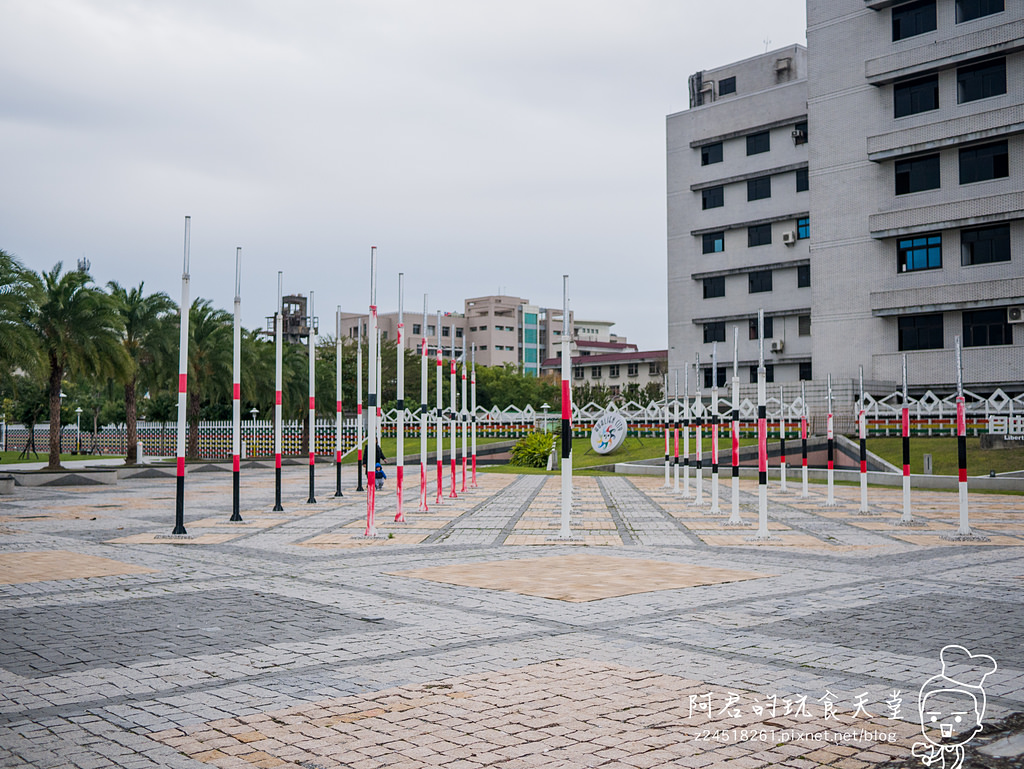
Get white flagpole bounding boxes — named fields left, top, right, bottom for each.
left=230, top=246, right=242, bottom=522
left=172, top=216, right=191, bottom=535
left=395, top=274, right=406, bottom=522
left=419, top=295, right=429, bottom=511
left=306, top=290, right=316, bottom=504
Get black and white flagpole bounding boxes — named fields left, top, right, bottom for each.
left=356, top=317, right=364, bottom=492
left=172, top=216, right=191, bottom=535
left=273, top=271, right=284, bottom=511
left=682, top=365, right=691, bottom=497
left=752, top=308, right=770, bottom=539
left=663, top=374, right=671, bottom=487
left=726, top=326, right=744, bottom=526
left=557, top=275, right=574, bottom=540
left=779, top=385, right=787, bottom=493
left=694, top=353, right=703, bottom=505
left=418, top=295, right=429, bottom=511
left=448, top=325, right=458, bottom=499
left=857, top=365, right=869, bottom=513
left=673, top=371, right=680, bottom=493
left=800, top=379, right=809, bottom=498
left=364, top=247, right=379, bottom=536
left=471, top=344, right=478, bottom=488
left=709, top=343, right=721, bottom=514
left=335, top=306, right=343, bottom=497
left=826, top=373, right=836, bottom=506
left=230, top=246, right=243, bottom=522
left=395, top=274, right=406, bottom=522
left=307, top=290, right=317, bottom=504
left=897, top=354, right=922, bottom=526
left=460, top=336, right=468, bottom=492
left=435, top=311, right=444, bottom=505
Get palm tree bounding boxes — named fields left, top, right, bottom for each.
left=186, top=299, right=232, bottom=458
left=0, top=250, right=37, bottom=369
left=24, top=263, right=127, bottom=469
left=107, top=282, right=177, bottom=464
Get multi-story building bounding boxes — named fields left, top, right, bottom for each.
left=541, top=349, right=668, bottom=396
left=808, top=0, right=1023, bottom=390
left=667, top=45, right=813, bottom=391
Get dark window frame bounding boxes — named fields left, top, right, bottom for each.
left=719, top=76, right=736, bottom=95
left=895, top=153, right=940, bottom=195
left=798, top=315, right=812, bottom=336
left=956, top=0, right=1004, bottom=23
left=702, top=186, right=724, bottom=210
left=963, top=308, right=1012, bottom=347
left=703, top=276, right=725, bottom=299
left=749, top=364, right=775, bottom=384
left=898, top=313, right=944, bottom=351
left=748, top=224, right=772, bottom=247
left=703, top=322, right=726, bottom=344
left=749, top=316, right=773, bottom=340
left=961, top=224, right=1011, bottom=266
left=702, top=231, right=725, bottom=254
left=796, top=167, right=809, bottom=192
left=797, top=217, right=810, bottom=239
left=894, top=74, right=939, bottom=118
left=957, top=58, right=1007, bottom=103
left=898, top=233, right=942, bottom=272
left=799, top=362, right=813, bottom=381
left=892, top=0, right=937, bottom=41
left=748, top=270, right=773, bottom=294
left=959, top=140, right=1009, bottom=184
left=746, top=131, right=770, bottom=156
left=747, top=176, right=772, bottom=201
left=701, top=142, right=723, bottom=166
left=797, top=264, right=811, bottom=287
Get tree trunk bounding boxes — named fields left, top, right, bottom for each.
left=187, top=388, right=201, bottom=459
left=47, top=358, right=63, bottom=470
left=125, top=378, right=137, bottom=464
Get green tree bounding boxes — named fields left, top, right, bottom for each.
left=108, top=281, right=177, bottom=464
left=0, top=250, right=37, bottom=370
left=185, top=299, right=232, bottom=458
left=24, top=263, right=127, bottom=469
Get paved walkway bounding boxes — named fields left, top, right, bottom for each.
left=0, top=465, right=1022, bottom=768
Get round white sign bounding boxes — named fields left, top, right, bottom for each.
left=590, top=412, right=629, bottom=455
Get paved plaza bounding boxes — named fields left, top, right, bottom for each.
left=0, top=465, right=1022, bottom=768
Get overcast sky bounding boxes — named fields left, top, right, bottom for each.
left=1, top=0, right=806, bottom=350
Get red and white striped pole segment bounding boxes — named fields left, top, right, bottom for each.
left=694, top=353, right=703, bottom=505
left=858, top=365, right=868, bottom=513
left=826, top=372, right=836, bottom=506
left=755, top=308, right=769, bottom=539
left=899, top=353, right=915, bottom=524
left=418, top=294, right=429, bottom=511
left=663, top=374, right=671, bottom=487
left=273, top=271, right=284, bottom=511
left=779, top=385, right=787, bottom=493
left=356, top=317, right=364, bottom=493
left=673, top=371, right=680, bottom=493
left=230, top=246, right=243, bottom=522
left=448, top=326, right=458, bottom=499
left=727, top=326, right=743, bottom=525
left=435, top=311, right=444, bottom=505
left=334, top=306, right=343, bottom=497
left=682, top=365, right=691, bottom=497
left=470, top=343, right=478, bottom=488
left=395, top=273, right=406, bottom=522
left=460, top=336, right=467, bottom=493
left=307, top=290, right=317, bottom=504
left=955, top=336, right=972, bottom=536
left=800, top=379, right=809, bottom=498
left=364, top=247, right=379, bottom=537
left=172, top=216, right=191, bottom=535
left=558, top=275, right=573, bottom=539
left=709, top=343, right=721, bottom=514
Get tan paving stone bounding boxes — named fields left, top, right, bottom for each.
left=105, top=532, right=244, bottom=545
left=0, top=550, right=157, bottom=584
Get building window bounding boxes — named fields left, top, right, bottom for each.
left=591, top=366, right=602, bottom=378
left=524, top=328, right=537, bottom=344
left=799, top=315, right=812, bottom=336
left=608, top=365, right=620, bottom=378
left=479, top=345, right=487, bottom=350
left=746, top=131, right=770, bottom=155
left=962, top=224, right=1011, bottom=265
left=704, top=322, right=726, bottom=343
left=703, top=276, right=725, bottom=299
left=442, top=326, right=450, bottom=337
left=959, top=140, right=1008, bottom=184
left=703, top=367, right=727, bottom=389
left=797, top=264, right=811, bottom=287
left=702, top=186, right=724, bottom=209
left=898, top=233, right=942, bottom=272
left=702, top=231, right=725, bottom=254
left=892, top=0, right=936, bottom=41
left=524, top=347, right=537, bottom=363
left=963, top=308, right=1012, bottom=346
left=747, top=176, right=771, bottom=201
left=412, top=323, right=421, bottom=335
left=455, top=327, right=463, bottom=338
left=957, top=0, right=1004, bottom=23
left=719, top=76, right=736, bottom=95
left=796, top=168, right=809, bottom=192
left=895, top=154, right=940, bottom=195
left=894, top=74, right=939, bottom=117
left=749, top=316, right=774, bottom=339
left=793, top=121, right=808, bottom=145
left=627, top=363, right=639, bottom=377
left=957, top=58, right=1006, bottom=103
left=648, top=362, right=661, bottom=375
left=898, top=314, right=944, bottom=351
left=799, top=362, right=813, bottom=380
left=797, top=217, right=810, bottom=239
left=748, top=224, right=772, bottom=247
left=701, top=142, right=723, bottom=166
left=574, top=367, right=583, bottom=380
left=749, top=365, right=775, bottom=384
left=478, top=325, right=487, bottom=331
left=748, top=270, right=773, bottom=293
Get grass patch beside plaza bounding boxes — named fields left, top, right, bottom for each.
left=0, top=451, right=124, bottom=465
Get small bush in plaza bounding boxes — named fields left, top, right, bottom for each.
left=510, top=432, right=555, bottom=468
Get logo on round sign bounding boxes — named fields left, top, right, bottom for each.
left=591, top=412, right=628, bottom=455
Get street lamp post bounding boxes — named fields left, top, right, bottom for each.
left=250, top=408, right=259, bottom=458
left=75, top=407, right=83, bottom=454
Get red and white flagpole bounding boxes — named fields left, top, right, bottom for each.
left=663, top=374, right=671, bottom=487
left=754, top=308, right=770, bottom=539
left=557, top=275, right=573, bottom=539
left=435, top=311, right=444, bottom=505
left=356, top=317, right=364, bottom=493
left=172, top=216, right=191, bottom=535
left=779, top=385, right=787, bottom=493
left=709, top=343, right=721, bottom=514
left=334, top=306, right=343, bottom=497
left=858, top=365, right=868, bottom=513
left=726, top=326, right=744, bottom=525
left=471, top=343, right=478, bottom=488
left=800, top=379, right=809, bottom=498
left=418, top=295, right=429, bottom=511
left=273, top=271, right=284, bottom=511
left=826, top=372, right=836, bottom=506
left=673, top=371, right=680, bottom=493
left=694, top=353, right=703, bottom=505
left=897, top=354, right=920, bottom=526
left=952, top=335, right=980, bottom=539
left=460, top=336, right=468, bottom=492
left=307, top=290, right=317, bottom=504
left=682, top=366, right=691, bottom=497
left=448, top=326, right=458, bottom=499
left=230, top=246, right=243, bottom=522
left=364, top=247, right=379, bottom=536
left=395, top=273, right=406, bottom=522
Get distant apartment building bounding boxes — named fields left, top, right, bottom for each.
left=667, top=45, right=811, bottom=389
left=541, top=348, right=668, bottom=396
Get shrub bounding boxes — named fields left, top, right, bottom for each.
left=509, top=431, right=555, bottom=468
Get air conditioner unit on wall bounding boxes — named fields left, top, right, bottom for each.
left=770, top=339, right=784, bottom=353
left=782, top=231, right=797, bottom=245
left=1009, top=306, right=1024, bottom=324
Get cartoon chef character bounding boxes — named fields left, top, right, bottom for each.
left=912, top=644, right=997, bottom=769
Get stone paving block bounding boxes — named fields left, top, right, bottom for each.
left=0, top=551, right=157, bottom=584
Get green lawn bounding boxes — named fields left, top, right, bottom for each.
left=0, top=451, right=124, bottom=465
left=868, top=437, right=1024, bottom=476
